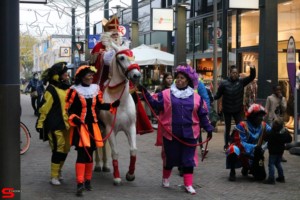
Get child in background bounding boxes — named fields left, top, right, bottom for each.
left=264, top=118, right=292, bottom=184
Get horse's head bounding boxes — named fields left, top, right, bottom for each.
left=111, top=43, right=141, bottom=84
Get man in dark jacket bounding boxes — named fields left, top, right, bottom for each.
left=214, top=65, right=256, bottom=151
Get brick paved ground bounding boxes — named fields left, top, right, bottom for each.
left=20, top=94, right=300, bottom=200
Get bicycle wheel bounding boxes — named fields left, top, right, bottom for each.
left=20, top=121, right=31, bottom=155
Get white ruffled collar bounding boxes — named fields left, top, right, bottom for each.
left=170, top=84, right=194, bottom=99
left=71, top=84, right=99, bottom=98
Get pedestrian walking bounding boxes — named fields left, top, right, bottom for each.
left=265, top=85, right=287, bottom=126
left=65, top=65, right=120, bottom=197
left=36, top=76, right=45, bottom=112
left=25, top=72, right=40, bottom=116
left=263, top=118, right=292, bottom=184
left=226, top=104, right=271, bottom=181
left=138, top=65, right=214, bottom=195
left=196, top=78, right=211, bottom=154
left=214, top=65, right=256, bottom=151
left=35, top=62, right=71, bottom=185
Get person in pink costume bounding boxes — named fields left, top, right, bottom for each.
left=139, top=65, right=214, bottom=195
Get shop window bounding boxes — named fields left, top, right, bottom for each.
left=139, top=16, right=151, bottom=32
left=139, top=35, right=145, bottom=45
left=278, top=41, right=300, bottom=80
left=241, top=52, right=258, bottom=77
left=139, top=4, right=151, bottom=18
left=145, top=34, right=151, bottom=45
left=196, top=57, right=221, bottom=80
left=194, top=0, right=222, bottom=16
left=151, top=32, right=168, bottom=47
left=141, top=65, right=168, bottom=91
left=186, top=23, right=194, bottom=53
left=151, top=0, right=161, bottom=8
left=194, top=20, right=203, bottom=52
left=240, top=10, right=260, bottom=47
left=228, top=11, right=236, bottom=50
left=203, top=15, right=222, bottom=53
left=121, top=9, right=132, bottom=25
left=278, top=0, right=300, bottom=84
left=278, top=0, right=300, bottom=42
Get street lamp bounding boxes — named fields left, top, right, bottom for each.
left=112, top=5, right=125, bottom=18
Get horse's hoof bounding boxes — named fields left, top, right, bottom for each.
left=113, top=178, right=122, bottom=186
left=102, top=166, right=111, bottom=172
left=126, top=172, right=135, bottom=181
left=94, top=166, right=102, bottom=172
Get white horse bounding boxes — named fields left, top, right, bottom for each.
left=100, top=43, right=141, bottom=185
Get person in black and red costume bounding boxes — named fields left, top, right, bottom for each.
left=65, top=65, right=120, bottom=196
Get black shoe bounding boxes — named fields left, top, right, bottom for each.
left=76, top=183, right=84, bottom=196
left=263, top=179, right=275, bottom=184
left=276, top=176, right=285, bottom=183
left=281, top=157, right=287, bottom=162
left=229, top=170, right=236, bottom=181
left=84, top=180, right=93, bottom=191
left=241, top=167, right=248, bottom=176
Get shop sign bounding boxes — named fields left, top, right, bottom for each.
left=152, top=8, right=173, bottom=31
left=118, top=26, right=126, bottom=37
left=286, top=36, right=296, bottom=90
left=88, top=34, right=100, bottom=49
left=60, top=47, right=71, bottom=57
left=119, top=25, right=130, bottom=40
left=213, top=28, right=222, bottom=39
left=229, top=0, right=259, bottom=9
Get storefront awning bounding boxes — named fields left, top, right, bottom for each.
left=132, top=44, right=174, bottom=66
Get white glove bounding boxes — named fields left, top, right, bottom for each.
left=103, top=49, right=116, bottom=65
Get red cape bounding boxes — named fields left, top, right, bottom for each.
left=129, top=82, right=154, bottom=134
left=92, top=44, right=153, bottom=135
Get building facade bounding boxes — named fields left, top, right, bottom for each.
left=93, top=0, right=299, bottom=100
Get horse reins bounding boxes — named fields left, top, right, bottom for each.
left=90, top=49, right=138, bottom=145
left=141, top=90, right=211, bottom=148
left=76, top=84, right=125, bottom=162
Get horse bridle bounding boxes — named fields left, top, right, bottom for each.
left=115, top=49, right=140, bottom=78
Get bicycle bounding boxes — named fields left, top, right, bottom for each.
left=20, top=121, right=31, bottom=155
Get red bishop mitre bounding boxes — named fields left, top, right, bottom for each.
left=102, top=15, right=119, bottom=32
